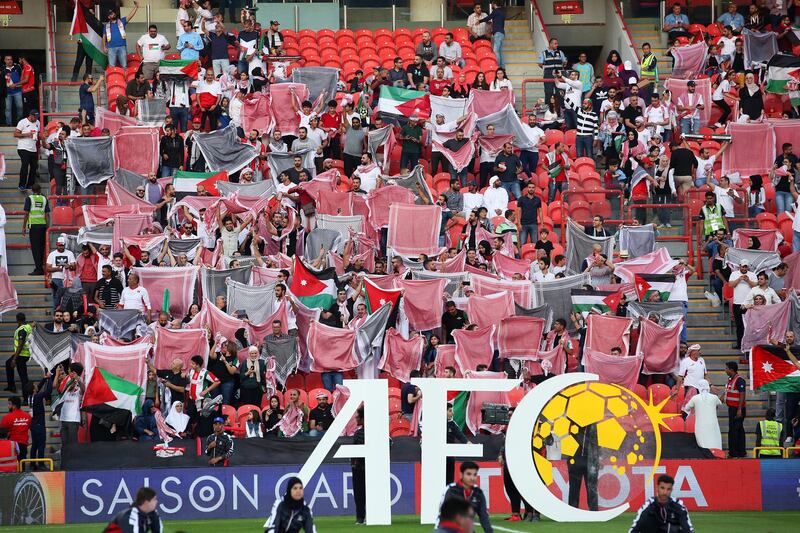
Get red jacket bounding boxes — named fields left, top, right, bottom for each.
left=0, top=410, right=32, bottom=446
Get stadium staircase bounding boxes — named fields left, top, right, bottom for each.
left=504, top=16, right=545, bottom=111
left=0, top=127, right=58, bottom=462
left=623, top=17, right=674, bottom=85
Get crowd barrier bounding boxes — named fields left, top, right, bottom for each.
left=1, top=458, right=797, bottom=525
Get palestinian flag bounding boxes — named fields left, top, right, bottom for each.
left=159, top=59, right=200, bottom=80
left=290, top=257, right=338, bottom=309
left=82, top=367, right=144, bottom=417
left=70, top=2, right=107, bottom=69
left=363, top=278, right=402, bottom=314
left=172, top=170, right=228, bottom=196
left=378, top=86, right=431, bottom=119
left=545, top=151, right=564, bottom=180
left=570, top=289, right=614, bottom=317
left=766, top=54, right=800, bottom=106
left=634, top=274, right=675, bottom=302
left=749, top=345, right=800, bottom=392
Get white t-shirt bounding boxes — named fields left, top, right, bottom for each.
left=644, top=104, right=668, bottom=125
left=490, top=78, right=513, bottom=92
left=718, top=36, right=736, bottom=59
left=678, top=356, right=707, bottom=390
left=636, top=128, right=652, bottom=146
left=137, top=34, right=170, bottom=63
left=668, top=269, right=689, bottom=303
left=713, top=79, right=730, bottom=101
left=713, top=186, right=739, bottom=218
left=298, top=111, right=314, bottom=130
left=695, top=154, right=716, bottom=183
left=532, top=271, right=555, bottom=282
left=521, top=123, right=545, bottom=149
left=176, top=8, right=189, bottom=36
left=120, top=286, right=151, bottom=312
left=196, top=79, right=222, bottom=97
left=355, top=166, right=381, bottom=192
left=728, top=270, right=757, bottom=304
left=97, top=256, right=112, bottom=280
left=59, top=386, right=82, bottom=423
left=16, top=118, right=39, bottom=152
left=47, top=249, right=75, bottom=280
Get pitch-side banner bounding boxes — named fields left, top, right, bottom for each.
left=65, top=464, right=415, bottom=523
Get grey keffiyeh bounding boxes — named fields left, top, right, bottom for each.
left=514, top=302, right=554, bottom=332
left=226, top=279, right=279, bottom=324
left=532, top=273, right=591, bottom=332
left=724, top=247, right=782, bottom=274
left=98, top=309, right=147, bottom=341
left=216, top=179, right=277, bottom=198
left=194, top=125, right=259, bottom=174
left=77, top=226, right=114, bottom=246
left=289, top=67, right=339, bottom=102
left=200, top=266, right=252, bottom=301
left=113, top=168, right=147, bottom=195
left=267, top=149, right=317, bottom=183
left=136, top=98, right=168, bottom=127
left=380, top=165, right=435, bottom=205
left=168, top=238, right=202, bottom=260
left=475, top=104, right=536, bottom=150
left=305, top=228, right=343, bottom=258
left=262, top=335, right=299, bottom=386
left=316, top=215, right=364, bottom=254
left=354, top=302, right=393, bottom=364
left=627, top=301, right=685, bottom=328
left=65, top=136, right=115, bottom=188
left=618, top=225, right=655, bottom=259
left=565, top=219, right=615, bottom=275
left=29, top=325, right=72, bottom=372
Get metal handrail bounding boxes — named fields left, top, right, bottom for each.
left=752, top=446, right=784, bottom=458
left=46, top=0, right=58, bottom=84
left=18, top=458, right=54, bottom=472
left=530, top=0, right=550, bottom=41
left=39, top=81, right=106, bottom=128
left=612, top=0, right=641, bottom=62
left=624, top=202, right=694, bottom=266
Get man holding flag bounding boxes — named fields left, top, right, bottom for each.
left=103, top=1, right=139, bottom=69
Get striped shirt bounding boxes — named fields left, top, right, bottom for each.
left=576, top=109, right=599, bottom=137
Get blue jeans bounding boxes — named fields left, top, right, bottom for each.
left=500, top=180, right=521, bottom=200
left=680, top=117, right=700, bottom=135
left=575, top=135, right=593, bottom=158
left=170, top=106, right=190, bottom=133
left=4, top=92, right=22, bottom=125
left=680, top=301, right=688, bottom=343
left=50, top=278, right=64, bottom=310
left=695, top=176, right=718, bottom=187
left=520, top=150, right=538, bottom=178
left=564, top=109, right=577, bottom=130
left=308, top=429, right=326, bottom=437
left=449, top=167, right=468, bottom=185
left=107, top=46, right=128, bottom=68
left=322, top=371, right=343, bottom=392
left=794, top=230, right=800, bottom=252
left=520, top=224, right=538, bottom=245
left=549, top=180, right=566, bottom=203
left=492, top=32, right=505, bottom=67
left=400, top=152, right=418, bottom=171
left=219, top=380, right=235, bottom=406
left=776, top=191, right=792, bottom=214
left=161, top=165, right=178, bottom=178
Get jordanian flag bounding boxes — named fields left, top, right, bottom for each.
left=570, top=289, right=614, bottom=317
left=172, top=170, right=228, bottom=196
left=364, top=278, right=401, bottom=314
left=378, top=86, right=431, bottom=119
left=290, top=257, right=338, bottom=309
left=159, top=59, right=200, bottom=80
left=766, top=54, right=800, bottom=106
left=749, top=345, right=800, bottom=392
left=82, top=367, right=144, bottom=417
left=70, top=3, right=107, bottom=69
left=634, top=274, right=675, bottom=302
left=451, top=391, right=469, bottom=431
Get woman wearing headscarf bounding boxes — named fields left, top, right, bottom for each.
left=263, top=477, right=315, bottom=533
left=262, top=394, right=283, bottom=435
left=164, top=401, right=190, bottom=438
left=238, top=345, right=266, bottom=407
left=682, top=379, right=723, bottom=450
left=738, top=70, right=764, bottom=122
left=280, top=389, right=308, bottom=438
left=748, top=174, right=766, bottom=217
left=134, top=400, right=159, bottom=441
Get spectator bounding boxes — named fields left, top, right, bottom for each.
left=125, top=71, right=149, bottom=102
left=136, top=24, right=170, bottom=80
left=342, top=117, right=366, bottom=177
left=399, top=115, right=423, bottom=170
left=439, top=33, right=465, bottom=68
left=728, top=260, right=757, bottom=349
left=744, top=271, right=781, bottom=307
left=639, top=43, right=657, bottom=82
left=739, top=70, right=764, bottom=121
left=430, top=68, right=451, bottom=96
left=489, top=68, right=512, bottom=92
left=545, top=142, right=570, bottom=203
left=467, top=3, right=490, bottom=42
left=481, top=0, right=507, bottom=68
left=572, top=52, right=594, bottom=95
left=46, top=236, right=76, bottom=311
left=538, top=37, right=567, bottom=102
left=78, top=74, right=104, bottom=125
left=197, top=69, right=223, bottom=130
left=94, top=264, right=124, bottom=309
left=206, top=416, right=234, bottom=466
left=238, top=346, right=266, bottom=406
left=400, top=371, right=422, bottom=421
left=443, top=131, right=471, bottom=184
left=442, top=301, right=468, bottom=343
left=663, top=3, right=690, bottom=42
left=177, top=19, right=203, bottom=61
left=705, top=171, right=738, bottom=220
left=406, top=55, right=430, bottom=89
left=54, top=363, right=85, bottom=449
left=718, top=2, right=745, bottom=31
left=575, top=99, right=599, bottom=158
left=677, top=80, right=704, bottom=135
left=520, top=114, right=545, bottom=178
left=264, top=478, right=316, bottom=531
left=416, top=31, right=437, bottom=63
left=439, top=461, right=493, bottom=533
left=207, top=24, right=237, bottom=77
left=3, top=54, right=23, bottom=126
left=517, top=183, right=542, bottom=245
left=159, top=124, right=184, bottom=177
left=18, top=55, right=36, bottom=116
left=14, top=109, right=40, bottom=192
left=388, top=57, right=407, bottom=87
left=103, top=2, right=139, bottom=69
left=262, top=395, right=283, bottom=434
left=494, top=142, right=523, bottom=199
left=308, top=392, right=335, bottom=436
left=472, top=71, right=490, bottom=91
left=134, top=399, right=158, bottom=441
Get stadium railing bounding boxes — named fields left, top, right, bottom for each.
left=624, top=201, right=694, bottom=268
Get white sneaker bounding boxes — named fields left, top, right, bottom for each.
left=657, top=224, right=666, bottom=229
left=713, top=122, right=723, bottom=128
left=666, top=223, right=672, bottom=228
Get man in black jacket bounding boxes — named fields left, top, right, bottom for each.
left=159, top=124, right=184, bottom=177
left=435, top=497, right=475, bottom=533
left=104, top=486, right=162, bottom=533
left=629, top=474, right=694, bottom=532
left=439, top=461, right=492, bottom=532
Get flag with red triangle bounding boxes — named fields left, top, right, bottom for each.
left=290, top=257, right=338, bottom=309
left=634, top=274, right=652, bottom=301
left=602, top=291, right=622, bottom=313
left=159, top=59, right=200, bottom=80
left=749, top=345, right=800, bottom=392
left=82, top=367, right=145, bottom=417
left=378, top=86, right=431, bottom=119
left=364, top=277, right=402, bottom=314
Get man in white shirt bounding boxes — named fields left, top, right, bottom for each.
left=677, top=344, right=708, bottom=399
left=438, top=33, right=465, bottom=68
left=15, top=109, right=40, bottom=192
left=694, top=143, right=730, bottom=187
left=47, top=236, right=76, bottom=310
left=119, top=272, right=152, bottom=318
left=520, top=114, right=545, bottom=179
left=136, top=24, right=171, bottom=80
left=555, top=71, right=583, bottom=130
left=706, top=170, right=739, bottom=219
left=467, top=4, right=489, bottom=42
left=744, top=271, right=781, bottom=307
left=717, top=25, right=736, bottom=59
left=176, top=0, right=190, bottom=36
left=462, top=182, right=485, bottom=214
left=677, top=80, right=704, bottom=135
left=352, top=152, right=381, bottom=192
left=728, top=260, right=757, bottom=349
left=55, top=363, right=85, bottom=448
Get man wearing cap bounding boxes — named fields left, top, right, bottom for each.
left=46, top=236, right=76, bottom=310
left=206, top=417, right=234, bottom=466
left=677, top=80, right=704, bottom=135
left=14, top=108, right=40, bottom=192
left=555, top=70, right=583, bottom=130
left=537, top=37, right=567, bottom=102
left=728, top=260, right=757, bottom=349
left=308, top=392, right=335, bottom=437
left=263, top=20, right=284, bottom=55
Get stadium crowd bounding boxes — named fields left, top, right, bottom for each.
left=3, top=1, right=800, bottom=506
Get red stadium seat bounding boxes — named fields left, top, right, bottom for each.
left=433, top=172, right=451, bottom=193
left=591, top=200, right=613, bottom=219
left=664, top=416, right=685, bottom=432
left=756, top=212, right=778, bottom=230
left=521, top=243, right=538, bottom=261
left=545, top=129, right=564, bottom=146
left=237, top=405, right=261, bottom=426
left=648, top=383, right=672, bottom=405
left=549, top=200, right=568, bottom=224
left=52, top=206, right=73, bottom=226
left=375, top=28, right=393, bottom=39
left=317, top=28, right=335, bottom=40
left=632, top=383, right=648, bottom=400
left=389, top=397, right=402, bottom=414
left=567, top=200, right=591, bottom=224
left=389, top=417, right=412, bottom=437
left=221, top=404, right=238, bottom=427
left=285, top=373, right=304, bottom=391
left=388, top=387, right=401, bottom=399
left=778, top=212, right=793, bottom=243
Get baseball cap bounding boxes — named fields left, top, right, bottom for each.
left=270, top=20, right=280, bottom=25
left=316, top=391, right=327, bottom=399
left=687, top=80, right=696, bottom=87
left=739, top=259, right=750, bottom=266
left=688, top=344, right=701, bottom=351
left=192, top=116, right=202, bottom=124
left=57, top=236, right=66, bottom=244
left=409, top=114, right=419, bottom=121
left=213, top=416, right=225, bottom=424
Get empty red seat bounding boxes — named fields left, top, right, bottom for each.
left=52, top=206, right=73, bottom=226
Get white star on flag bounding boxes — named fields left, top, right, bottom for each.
left=762, top=361, right=774, bottom=373
left=300, top=279, right=307, bottom=286
left=379, top=299, right=386, bottom=305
